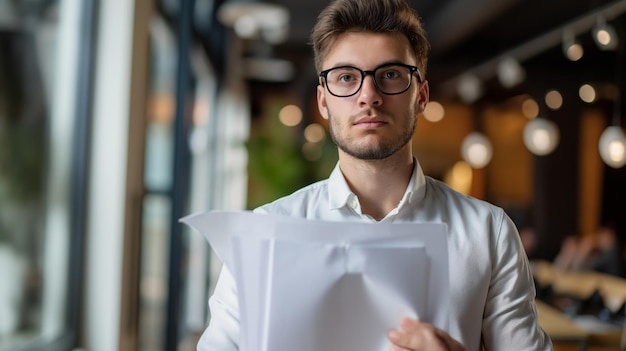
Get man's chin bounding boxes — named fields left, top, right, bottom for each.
left=338, top=146, right=395, bottom=160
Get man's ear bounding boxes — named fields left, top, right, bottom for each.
left=317, top=84, right=329, bottom=120
left=417, top=80, right=430, bottom=114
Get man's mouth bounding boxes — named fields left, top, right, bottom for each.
left=353, top=116, right=388, bottom=129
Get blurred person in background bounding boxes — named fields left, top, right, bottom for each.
left=585, top=224, right=626, bottom=278
left=553, top=223, right=626, bottom=277
left=553, top=235, right=594, bottom=272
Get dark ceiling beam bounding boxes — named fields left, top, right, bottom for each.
left=437, top=0, right=626, bottom=99
left=426, top=0, right=523, bottom=55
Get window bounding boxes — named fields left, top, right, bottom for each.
left=0, top=0, right=93, bottom=349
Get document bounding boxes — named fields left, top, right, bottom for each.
left=181, top=210, right=449, bottom=351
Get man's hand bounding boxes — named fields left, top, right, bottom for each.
left=387, top=318, right=467, bottom=351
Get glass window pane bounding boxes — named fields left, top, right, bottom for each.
left=139, top=194, right=172, bottom=351
left=0, top=0, right=87, bottom=349
left=138, top=14, right=177, bottom=351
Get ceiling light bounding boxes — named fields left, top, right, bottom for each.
left=234, top=14, right=259, bottom=38
left=562, top=31, right=584, bottom=61
left=218, top=2, right=290, bottom=43
left=545, top=90, right=563, bottom=110
left=497, top=57, right=526, bottom=88
left=262, top=23, right=289, bottom=44
left=523, top=118, right=560, bottom=156
left=457, top=74, right=483, bottom=103
left=461, top=132, right=493, bottom=169
left=599, top=126, right=626, bottom=168
left=579, top=84, right=597, bottom=103
left=521, top=98, right=539, bottom=119
left=592, top=16, right=618, bottom=50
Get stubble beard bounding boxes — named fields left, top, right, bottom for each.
left=327, top=107, right=417, bottom=160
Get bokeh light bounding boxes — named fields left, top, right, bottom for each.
left=545, top=90, right=563, bottom=110
left=423, top=101, right=445, bottom=122
left=278, top=104, right=302, bottom=127
left=578, top=84, right=596, bottom=103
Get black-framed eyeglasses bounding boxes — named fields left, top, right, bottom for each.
left=319, top=63, right=423, bottom=98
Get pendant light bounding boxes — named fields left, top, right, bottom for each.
left=523, top=117, right=560, bottom=156
left=599, top=30, right=626, bottom=169
left=461, top=132, right=493, bottom=169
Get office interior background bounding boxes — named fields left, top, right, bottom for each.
left=1, top=0, right=626, bottom=350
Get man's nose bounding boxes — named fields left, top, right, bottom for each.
left=358, top=74, right=382, bottom=106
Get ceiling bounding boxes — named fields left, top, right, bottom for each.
left=230, top=0, right=625, bottom=104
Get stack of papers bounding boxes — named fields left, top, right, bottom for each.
left=181, top=211, right=449, bottom=351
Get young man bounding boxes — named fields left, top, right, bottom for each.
left=198, top=0, right=552, bottom=350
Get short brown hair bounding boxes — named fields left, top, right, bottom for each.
left=310, top=0, right=429, bottom=76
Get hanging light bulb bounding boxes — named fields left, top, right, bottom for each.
left=461, top=132, right=493, bottom=169
left=497, top=57, right=526, bottom=88
left=521, top=97, right=539, bottom=119
left=218, top=2, right=290, bottom=43
left=523, top=118, right=560, bottom=156
left=562, top=31, right=584, bottom=61
left=457, top=74, right=483, bottom=103
left=579, top=84, right=597, bottom=103
left=545, top=90, right=563, bottom=110
left=592, top=16, right=618, bottom=50
left=598, top=126, right=626, bottom=168
left=600, top=33, right=626, bottom=168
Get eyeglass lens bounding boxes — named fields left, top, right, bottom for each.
left=324, top=65, right=414, bottom=97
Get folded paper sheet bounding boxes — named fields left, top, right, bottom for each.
left=181, top=211, right=449, bottom=351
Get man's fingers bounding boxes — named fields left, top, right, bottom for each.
left=399, top=317, right=419, bottom=331
left=433, top=328, right=466, bottom=350
left=388, top=319, right=446, bottom=350
left=387, top=318, right=467, bottom=351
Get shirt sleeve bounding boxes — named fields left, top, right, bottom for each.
left=197, top=206, right=271, bottom=350
left=197, top=266, right=240, bottom=351
left=481, top=210, right=553, bottom=351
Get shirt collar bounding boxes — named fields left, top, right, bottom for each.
left=328, top=163, right=354, bottom=211
left=328, top=158, right=427, bottom=211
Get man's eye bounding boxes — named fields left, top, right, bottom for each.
left=339, top=74, right=356, bottom=82
left=381, top=71, right=400, bottom=79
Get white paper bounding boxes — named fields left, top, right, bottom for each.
left=181, top=210, right=449, bottom=351
left=230, top=236, right=270, bottom=351
left=265, top=240, right=427, bottom=351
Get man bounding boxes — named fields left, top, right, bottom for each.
left=198, top=0, right=552, bottom=350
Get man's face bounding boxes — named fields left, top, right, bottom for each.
left=317, top=32, right=429, bottom=160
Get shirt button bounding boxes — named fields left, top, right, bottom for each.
left=350, top=199, right=358, bottom=209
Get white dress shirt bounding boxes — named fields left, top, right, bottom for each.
left=197, top=161, right=553, bottom=351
